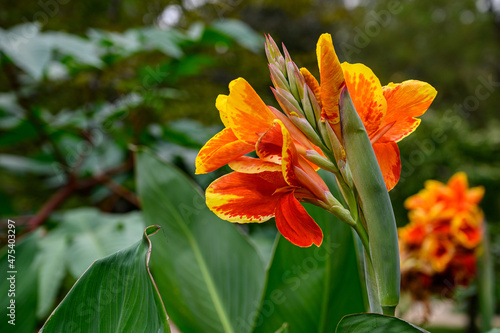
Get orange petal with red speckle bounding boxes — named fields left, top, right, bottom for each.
left=226, top=78, right=275, bottom=145
left=317, top=34, right=344, bottom=124
left=380, top=80, right=437, bottom=142
left=342, top=63, right=387, bottom=138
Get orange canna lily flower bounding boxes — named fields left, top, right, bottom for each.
left=195, top=77, right=320, bottom=175
left=205, top=120, right=332, bottom=247
left=421, top=235, right=455, bottom=273
left=304, top=33, right=437, bottom=190
left=399, top=172, right=485, bottom=300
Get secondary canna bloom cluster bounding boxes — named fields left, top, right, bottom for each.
left=399, top=172, right=485, bottom=299
left=195, top=33, right=436, bottom=248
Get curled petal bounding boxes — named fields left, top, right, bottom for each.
left=381, top=80, right=437, bottom=142
left=256, top=121, right=284, bottom=164
left=275, top=191, right=323, bottom=247
left=342, top=63, right=387, bottom=138
left=278, top=121, right=301, bottom=187
left=372, top=141, right=401, bottom=191
left=226, top=78, right=276, bottom=145
left=195, top=128, right=253, bottom=174
left=206, top=171, right=286, bottom=222
left=216, top=94, right=230, bottom=127
left=317, top=33, right=344, bottom=125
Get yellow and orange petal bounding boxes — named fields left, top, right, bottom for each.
left=317, top=33, right=344, bottom=125
left=225, top=78, right=276, bottom=145
left=342, top=63, right=387, bottom=139
left=300, top=67, right=322, bottom=110
left=421, top=236, right=455, bottom=273
left=228, top=156, right=281, bottom=174
left=379, top=80, right=437, bottom=143
left=275, top=190, right=323, bottom=247
left=372, top=141, right=401, bottom=191
left=451, top=209, right=484, bottom=249
left=195, top=128, right=254, bottom=174
left=216, top=94, right=230, bottom=127
left=205, top=171, right=286, bottom=222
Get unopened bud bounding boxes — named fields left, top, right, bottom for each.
left=301, top=84, right=319, bottom=130
left=269, top=63, right=290, bottom=91
left=305, top=150, right=338, bottom=173
left=273, top=87, right=304, bottom=117
left=289, top=115, right=323, bottom=148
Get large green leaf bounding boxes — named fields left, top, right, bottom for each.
left=253, top=203, right=365, bottom=333
left=136, top=148, right=266, bottom=333
left=0, top=230, right=40, bottom=333
left=40, top=225, right=169, bottom=333
left=335, top=313, right=429, bottom=333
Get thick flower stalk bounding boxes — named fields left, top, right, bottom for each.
left=399, top=172, right=485, bottom=301
left=196, top=32, right=437, bottom=315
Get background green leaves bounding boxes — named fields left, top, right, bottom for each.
left=40, top=225, right=169, bottom=333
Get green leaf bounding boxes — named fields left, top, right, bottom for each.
left=0, top=230, right=41, bottom=333
left=36, top=231, right=68, bottom=318
left=339, top=89, right=400, bottom=312
left=40, top=226, right=169, bottom=333
left=335, top=313, right=429, bottom=333
left=210, top=19, right=265, bottom=53
left=54, top=208, right=145, bottom=278
left=253, top=204, right=365, bottom=333
left=141, top=28, right=184, bottom=58
left=0, top=154, right=55, bottom=175
left=0, top=23, right=52, bottom=79
left=42, top=31, right=103, bottom=67
left=136, top=148, right=266, bottom=333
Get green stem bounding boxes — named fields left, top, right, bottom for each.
left=363, top=248, right=382, bottom=314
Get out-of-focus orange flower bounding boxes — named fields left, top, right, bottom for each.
left=302, top=34, right=437, bottom=190
left=206, top=120, right=333, bottom=247
left=398, top=172, right=485, bottom=299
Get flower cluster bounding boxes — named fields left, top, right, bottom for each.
left=195, top=33, right=436, bottom=248
left=399, top=172, right=485, bottom=299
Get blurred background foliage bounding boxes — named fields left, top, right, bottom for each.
left=0, top=0, right=499, bottom=331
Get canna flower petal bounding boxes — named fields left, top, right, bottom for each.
left=372, top=141, right=401, bottom=191
left=226, top=78, right=276, bottom=145
left=421, top=236, right=455, bottom=273
left=256, top=120, right=284, bottom=164
left=228, top=156, right=281, bottom=173
left=342, top=62, right=387, bottom=138
left=275, top=190, right=323, bottom=247
left=317, top=33, right=344, bottom=125
left=216, top=94, right=230, bottom=127
left=195, top=128, right=253, bottom=174
left=451, top=209, right=483, bottom=249
left=206, top=171, right=286, bottom=222
left=300, top=67, right=323, bottom=109
left=380, top=80, right=437, bottom=142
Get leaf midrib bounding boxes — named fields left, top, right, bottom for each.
left=151, top=180, right=235, bottom=333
